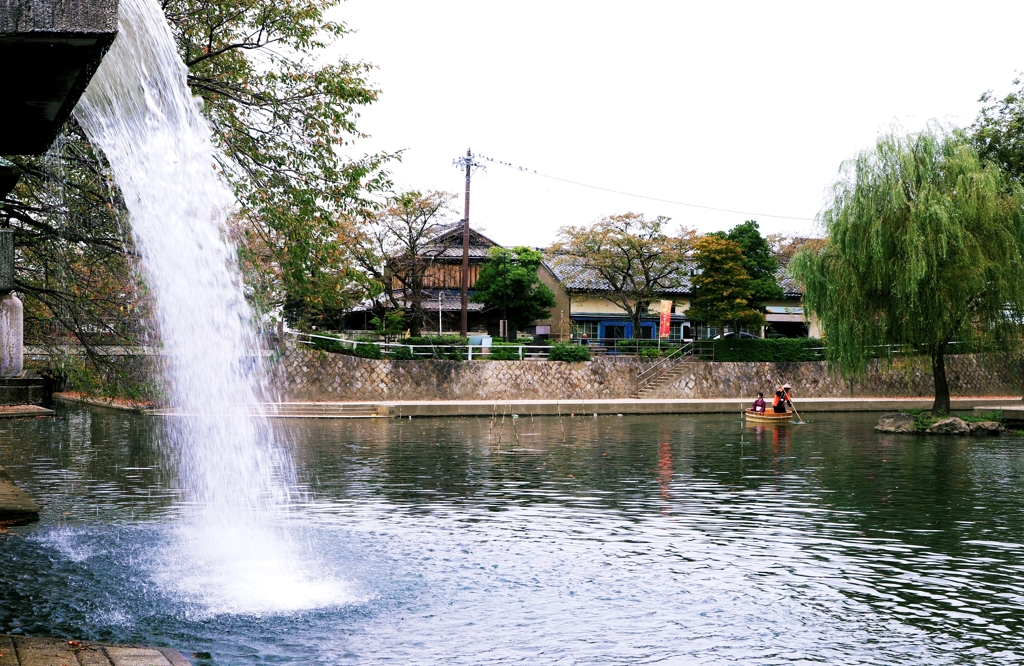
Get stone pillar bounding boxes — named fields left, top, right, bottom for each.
left=0, top=229, right=21, bottom=378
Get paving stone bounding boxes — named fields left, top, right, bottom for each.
left=103, top=647, right=171, bottom=666
left=12, top=637, right=80, bottom=666
left=0, top=636, right=17, bottom=666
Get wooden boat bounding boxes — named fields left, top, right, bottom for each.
left=744, top=408, right=793, bottom=423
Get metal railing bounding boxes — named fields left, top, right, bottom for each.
left=291, top=331, right=557, bottom=360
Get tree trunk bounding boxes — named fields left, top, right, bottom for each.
left=931, top=345, right=950, bottom=416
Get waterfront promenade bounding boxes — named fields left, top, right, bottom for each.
left=53, top=393, right=1022, bottom=418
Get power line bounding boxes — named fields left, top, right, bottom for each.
left=475, top=154, right=816, bottom=222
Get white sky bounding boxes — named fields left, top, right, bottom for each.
left=328, top=0, right=1024, bottom=247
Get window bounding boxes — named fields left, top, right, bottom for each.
left=571, top=320, right=599, bottom=339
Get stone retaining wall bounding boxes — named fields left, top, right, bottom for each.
left=268, top=347, right=1022, bottom=402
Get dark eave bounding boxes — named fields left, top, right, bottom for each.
left=0, top=0, right=119, bottom=156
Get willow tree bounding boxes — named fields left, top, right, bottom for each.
left=791, top=127, right=1024, bottom=415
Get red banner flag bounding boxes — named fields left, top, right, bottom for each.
left=659, top=300, right=672, bottom=338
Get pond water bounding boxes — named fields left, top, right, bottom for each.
left=1, top=407, right=1023, bottom=664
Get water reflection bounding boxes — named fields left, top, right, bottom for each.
left=0, top=407, right=1022, bottom=664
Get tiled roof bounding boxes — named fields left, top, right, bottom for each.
left=420, top=224, right=500, bottom=260
left=776, top=262, right=803, bottom=298
left=350, top=289, right=485, bottom=313
left=544, top=252, right=805, bottom=298
left=543, top=253, right=693, bottom=294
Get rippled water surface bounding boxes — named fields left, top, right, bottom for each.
left=2, top=407, right=1023, bottom=664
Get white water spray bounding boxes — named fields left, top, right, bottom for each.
left=75, top=0, right=348, bottom=612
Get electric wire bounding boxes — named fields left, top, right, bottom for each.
left=475, top=153, right=816, bottom=222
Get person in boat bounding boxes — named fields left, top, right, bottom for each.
left=772, top=385, right=793, bottom=413
left=751, top=392, right=766, bottom=413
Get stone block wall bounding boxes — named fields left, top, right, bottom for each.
left=267, top=348, right=644, bottom=401
left=268, top=347, right=1022, bottom=402
left=648, top=354, right=1021, bottom=399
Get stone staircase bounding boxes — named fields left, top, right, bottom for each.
left=633, top=342, right=698, bottom=398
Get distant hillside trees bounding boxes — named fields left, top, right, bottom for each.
left=791, top=126, right=1024, bottom=415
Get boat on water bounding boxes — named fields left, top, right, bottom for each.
left=744, top=409, right=794, bottom=423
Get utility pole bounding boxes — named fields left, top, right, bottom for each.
left=453, top=148, right=484, bottom=336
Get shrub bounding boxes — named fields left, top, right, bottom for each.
left=489, top=345, right=522, bottom=360
left=549, top=342, right=590, bottom=362
left=638, top=347, right=663, bottom=359
left=311, top=334, right=349, bottom=354
left=404, top=335, right=468, bottom=346
left=389, top=345, right=414, bottom=360
left=702, top=338, right=824, bottom=362
left=355, top=342, right=382, bottom=359
left=613, top=339, right=662, bottom=354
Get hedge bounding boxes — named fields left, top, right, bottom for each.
left=488, top=346, right=522, bottom=360
left=701, top=338, right=824, bottom=362
left=548, top=342, right=590, bottom=362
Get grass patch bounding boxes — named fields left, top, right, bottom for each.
left=961, top=411, right=1002, bottom=423
left=906, top=408, right=937, bottom=431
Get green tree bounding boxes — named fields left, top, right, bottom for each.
left=2, top=0, right=393, bottom=371
left=350, top=190, right=458, bottom=336
left=471, top=246, right=556, bottom=335
left=791, top=127, right=1024, bottom=415
left=687, top=235, right=764, bottom=333
left=724, top=220, right=783, bottom=306
left=554, top=213, right=694, bottom=338
left=971, top=76, right=1024, bottom=182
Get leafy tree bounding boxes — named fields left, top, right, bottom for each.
left=1, top=0, right=392, bottom=386
left=971, top=76, right=1024, bottom=182
left=791, top=127, right=1024, bottom=415
left=165, top=0, right=396, bottom=322
left=350, top=190, right=458, bottom=336
left=471, top=246, right=556, bottom=334
left=554, top=213, right=694, bottom=338
left=723, top=220, right=783, bottom=306
left=370, top=310, right=406, bottom=341
left=687, top=236, right=764, bottom=332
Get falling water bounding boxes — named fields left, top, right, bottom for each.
left=74, top=0, right=347, bottom=612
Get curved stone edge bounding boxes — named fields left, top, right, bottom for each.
left=0, top=463, right=39, bottom=518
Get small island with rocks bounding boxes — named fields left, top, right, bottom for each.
left=875, top=412, right=1005, bottom=435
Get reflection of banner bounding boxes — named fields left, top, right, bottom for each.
left=659, top=300, right=672, bottom=338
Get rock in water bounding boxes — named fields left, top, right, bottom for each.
left=875, top=413, right=916, bottom=433
left=969, top=421, right=1004, bottom=435
left=925, top=417, right=971, bottom=435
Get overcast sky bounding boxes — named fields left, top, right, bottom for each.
left=327, top=1, right=1023, bottom=247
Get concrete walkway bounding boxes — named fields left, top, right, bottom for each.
left=55, top=392, right=1023, bottom=418
left=269, top=396, right=1021, bottom=418
left=0, top=465, right=39, bottom=521
left=0, top=405, right=53, bottom=419
left=0, top=636, right=189, bottom=666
